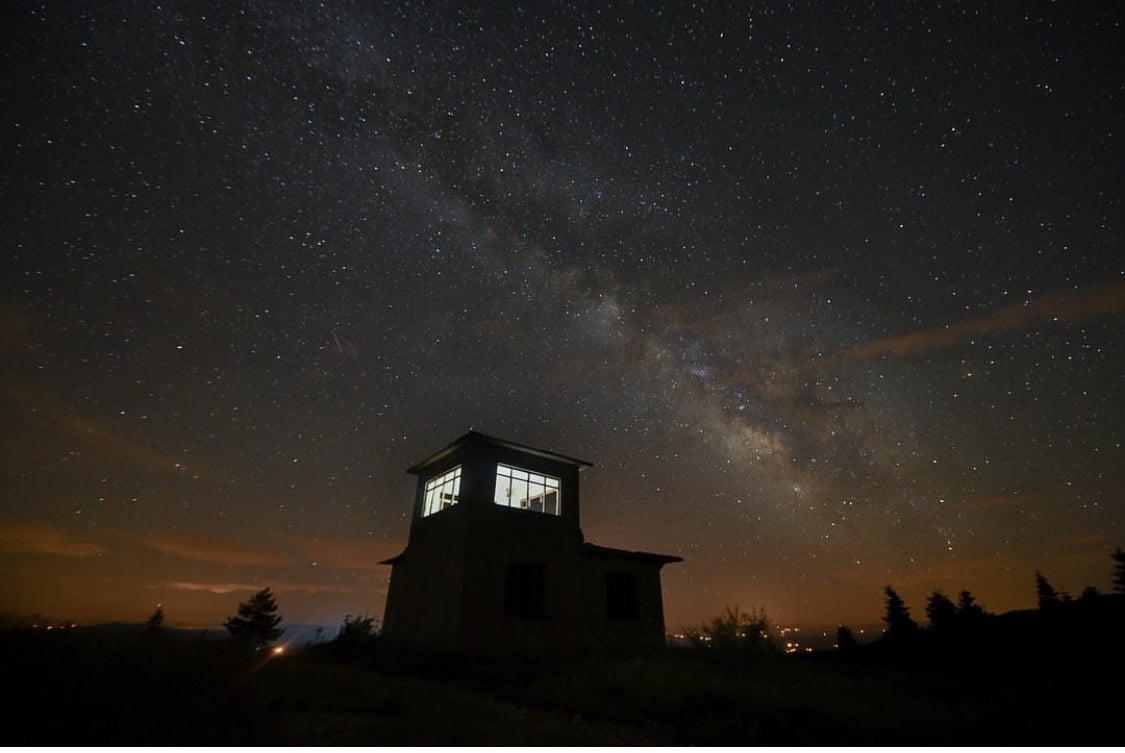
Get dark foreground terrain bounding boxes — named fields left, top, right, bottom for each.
left=4, top=622, right=1121, bottom=745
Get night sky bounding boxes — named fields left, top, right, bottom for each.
left=3, top=1, right=1122, bottom=633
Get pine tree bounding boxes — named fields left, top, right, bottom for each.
left=925, top=591, right=958, bottom=631
left=1036, top=570, right=1061, bottom=610
left=956, top=590, right=986, bottom=627
left=883, top=586, right=919, bottom=640
left=146, top=605, right=164, bottom=634
left=224, top=587, right=284, bottom=651
left=1113, top=547, right=1125, bottom=595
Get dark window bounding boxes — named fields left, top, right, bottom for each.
left=605, top=571, right=638, bottom=620
left=505, top=563, right=547, bottom=619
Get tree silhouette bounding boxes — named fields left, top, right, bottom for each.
left=925, top=591, right=958, bottom=632
left=336, top=613, right=378, bottom=645
left=836, top=624, right=857, bottom=651
left=224, top=587, right=283, bottom=651
left=312, top=613, right=380, bottom=664
left=956, top=590, right=987, bottom=629
left=145, top=605, right=164, bottom=634
left=957, top=590, right=983, bottom=616
left=1113, top=547, right=1125, bottom=595
left=687, top=605, right=774, bottom=653
left=882, top=586, right=919, bottom=641
left=1036, top=570, right=1061, bottom=610
left=1079, top=585, right=1101, bottom=602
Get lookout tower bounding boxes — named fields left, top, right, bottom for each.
left=380, top=431, right=682, bottom=651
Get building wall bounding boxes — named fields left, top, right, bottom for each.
left=381, top=505, right=468, bottom=650
left=383, top=435, right=675, bottom=652
left=386, top=513, right=671, bottom=650
left=456, top=506, right=586, bottom=651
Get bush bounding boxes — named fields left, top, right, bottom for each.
left=686, top=605, right=775, bottom=654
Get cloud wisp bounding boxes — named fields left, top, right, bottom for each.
left=851, top=281, right=1125, bottom=361
left=0, top=525, right=108, bottom=558
left=143, top=531, right=291, bottom=567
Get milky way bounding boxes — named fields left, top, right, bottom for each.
left=3, top=1, right=1122, bottom=629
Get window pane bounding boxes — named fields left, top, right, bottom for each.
left=511, top=478, right=529, bottom=509
left=494, top=464, right=561, bottom=516
left=494, top=474, right=511, bottom=507
left=423, top=466, right=461, bottom=517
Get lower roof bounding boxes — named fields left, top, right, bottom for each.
left=581, top=542, right=683, bottom=565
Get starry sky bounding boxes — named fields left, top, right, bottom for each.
left=3, top=1, right=1122, bottom=632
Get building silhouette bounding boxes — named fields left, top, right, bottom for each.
left=381, top=432, right=682, bottom=651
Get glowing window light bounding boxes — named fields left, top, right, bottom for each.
left=494, top=464, right=561, bottom=516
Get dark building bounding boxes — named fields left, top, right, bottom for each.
left=380, top=432, right=682, bottom=651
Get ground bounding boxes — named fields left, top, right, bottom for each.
left=4, top=625, right=1120, bottom=745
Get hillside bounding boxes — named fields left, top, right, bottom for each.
left=5, top=601, right=1122, bottom=746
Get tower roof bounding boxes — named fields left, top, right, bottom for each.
left=406, top=430, right=593, bottom=475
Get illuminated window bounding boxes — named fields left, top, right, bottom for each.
left=494, top=464, right=561, bottom=515
left=422, top=466, right=461, bottom=517
left=505, top=563, right=547, bottom=618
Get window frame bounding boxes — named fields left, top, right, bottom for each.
left=493, top=463, right=561, bottom=516
left=421, top=465, right=462, bottom=517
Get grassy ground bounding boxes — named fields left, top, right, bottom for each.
left=4, top=626, right=1120, bottom=745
